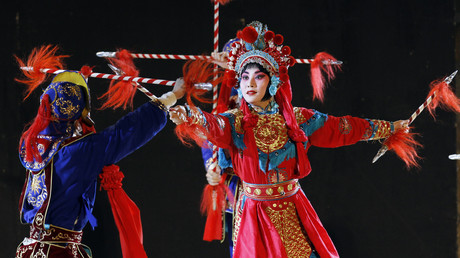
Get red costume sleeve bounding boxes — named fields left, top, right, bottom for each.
left=308, top=112, right=371, bottom=148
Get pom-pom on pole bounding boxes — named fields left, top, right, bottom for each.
left=15, top=45, right=68, bottom=100
left=182, top=60, right=224, bottom=109
left=310, top=52, right=342, bottom=102
left=426, top=71, right=460, bottom=118
left=99, top=49, right=140, bottom=110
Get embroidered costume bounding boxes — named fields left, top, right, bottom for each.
left=173, top=21, right=398, bottom=258
left=187, top=102, right=393, bottom=258
left=15, top=49, right=178, bottom=258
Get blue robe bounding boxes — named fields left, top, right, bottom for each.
left=19, top=102, right=167, bottom=231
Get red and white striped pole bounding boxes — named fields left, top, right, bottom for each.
left=96, top=51, right=342, bottom=65
left=21, top=67, right=176, bottom=86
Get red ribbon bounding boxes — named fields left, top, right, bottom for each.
left=100, top=165, right=147, bottom=258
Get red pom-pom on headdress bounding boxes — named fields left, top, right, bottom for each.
left=281, top=46, right=291, bottom=56
left=310, top=52, right=342, bottom=102
left=264, top=30, right=275, bottom=42
left=15, top=45, right=68, bottom=100
left=240, top=26, right=259, bottom=44
left=274, top=34, right=284, bottom=45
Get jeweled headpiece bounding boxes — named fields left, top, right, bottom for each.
left=227, top=21, right=295, bottom=90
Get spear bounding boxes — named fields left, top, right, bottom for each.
left=20, top=66, right=211, bottom=90
left=96, top=51, right=343, bottom=65
left=372, top=70, right=458, bottom=164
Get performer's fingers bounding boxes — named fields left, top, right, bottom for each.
left=169, top=106, right=187, bottom=125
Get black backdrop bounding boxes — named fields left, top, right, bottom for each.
left=0, top=0, right=457, bottom=257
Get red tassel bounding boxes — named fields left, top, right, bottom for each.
left=310, top=52, right=342, bottom=102
left=100, top=165, right=147, bottom=258
left=19, top=94, right=53, bottom=163
left=182, top=59, right=223, bottom=108
left=174, top=122, right=208, bottom=147
left=201, top=174, right=233, bottom=241
left=426, top=80, right=460, bottom=118
left=99, top=49, right=139, bottom=110
left=384, top=129, right=422, bottom=169
left=15, top=45, right=68, bottom=100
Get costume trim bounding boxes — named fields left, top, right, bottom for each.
left=242, top=179, right=300, bottom=201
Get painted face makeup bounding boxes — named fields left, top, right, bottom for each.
left=240, top=67, right=271, bottom=109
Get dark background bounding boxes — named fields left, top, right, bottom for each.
left=1, top=0, right=457, bottom=257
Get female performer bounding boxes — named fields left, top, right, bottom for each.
left=170, top=21, right=408, bottom=258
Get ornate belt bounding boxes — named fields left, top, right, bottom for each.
left=243, top=179, right=300, bottom=201
left=29, top=224, right=83, bottom=244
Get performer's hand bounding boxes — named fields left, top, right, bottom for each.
left=394, top=120, right=410, bottom=132
left=211, top=51, right=229, bottom=69
left=169, top=105, right=187, bottom=125
left=206, top=162, right=222, bottom=186
left=173, top=78, right=186, bottom=99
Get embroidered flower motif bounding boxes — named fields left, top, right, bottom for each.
left=339, top=117, right=352, bottom=134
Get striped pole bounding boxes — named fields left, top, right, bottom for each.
left=21, top=66, right=212, bottom=90
left=21, top=67, right=176, bottom=86
left=96, top=51, right=342, bottom=65
left=210, top=0, right=220, bottom=212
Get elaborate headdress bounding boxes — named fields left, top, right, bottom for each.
left=222, top=21, right=313, bottom=176
left=225, top=21, right=294, bottom=94
left=16, top=45, right=94, bottom=172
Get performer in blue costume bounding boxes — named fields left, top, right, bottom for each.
left=15, top=46, right=185, bottom=258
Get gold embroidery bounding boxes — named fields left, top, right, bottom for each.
left=54, top=98, right=80, bottom=118
left=266, top=188, right=273, bottom=195
left=362, top=119, right=393, bottom=140
left=339, top=117, right=352, bottom=134
left=28, top=172, right=48, bottom=208
left=264, top=202, right=312, bottom=257
left=294, top=107, right=307, bottom=124
left=254, top=189, right=261, bottom=195
left=225, top=108, right=244, bottom=133
left=232, top=195, right=244, bottom=253
left=57, top=83, right=82, bottom=100
left=254, top=113, right=288, bottom=153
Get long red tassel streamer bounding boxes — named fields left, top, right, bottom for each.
left=100, top=165, right=147, bottom=258
left=201, top=174, right=234, bottom=241
left=19, top=94, right=53, bottom=163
